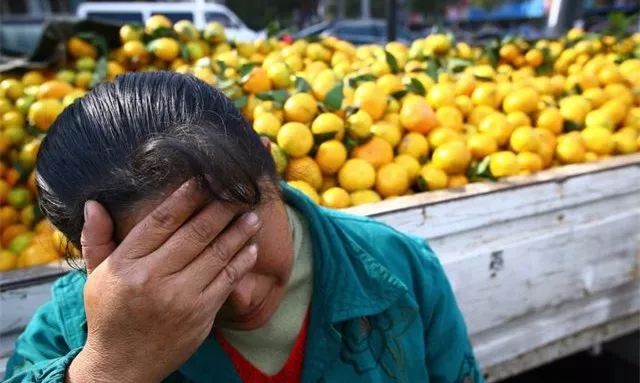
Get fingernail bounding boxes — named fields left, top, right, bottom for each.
left=245, top=212, right=259, bottom=227
left=248, top=243, right=258, bottom=256
left=84, top=201, right=90, bottom=221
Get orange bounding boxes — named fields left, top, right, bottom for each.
left=149, top=37, right=180, bottom=61
left=284, top=93, right=318, bottom=123
left=479, top=112, right=513, bottom=146
left=338, top=159, right=376, bottom=192
left=351, top=137, right=394, bottom=169
left=506, top=111, right=531, bottom=130
left=0, top=249, right=17, bottom=271
left=400, top=96, right=437, bottom=134
left=288, top=180, right=320, bottom=203
left=467, top=133, right=498, bottom=159
left=376, top=163, right=409, bottom=197
left=516, top=152, right=543, bottom=173
left=426, top=84, right=456, bottom=108
left=315, top=140, right=347, bottom=175
left=321, top=187, right=351, bottom=208
left=536, top=107, right=563, bottom=134
left=28, top=99, right=64, bottom=131
left=354, top=82, right=387, bottom=120
left=489, top=151, right=519, bottom=177
left=67, top=37, right=98, bottom=59
left=243, top=67, right=272, bottom=94
left=37, top=80, right=73, bottom=100
left=428, top=127, right=463, bottom=148
left=285, top=156, right=323, bottom=190
left=0, top=179, right=9, bottom=204
left=502, top=87, right=539, bottom=114
left=448, top=174, right=469, bottom=188
left=145, top=14, right=173, bottom=34
left=19, top=242, right=60, bottom=268
left=556, top=137, right=586, bottom=164
left=2, top=224, right=29, bottom=247
left=417, top=165, right=448, bottom=191
left=525, top=49, right=544, bottom=67
left=0, top=206, right=19, bottom=229
left=510, top=126, right=540, bottom=153
left=431, top=141, right=471, bottom=175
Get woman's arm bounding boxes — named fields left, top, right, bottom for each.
left=415, top=242, right=485, bottom=383
left=5, top=300, right=80, bottom=382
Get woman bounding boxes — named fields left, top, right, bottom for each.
left=6, top=72, right=483, bottom=383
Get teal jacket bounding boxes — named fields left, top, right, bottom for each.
left=6, top=185, right=483, bottom=383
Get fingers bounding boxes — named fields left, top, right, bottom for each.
left=81, top=201, right=116, bottom=273
left=202, top=243, right=258, bottom=307
left=177, top=212, right=261, bottom=289
left=149, top=200, right=248, bottom=273
left=120, top=179, right=208, bottom=259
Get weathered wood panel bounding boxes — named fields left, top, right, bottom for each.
left=348, top=153, right=640, bottom=378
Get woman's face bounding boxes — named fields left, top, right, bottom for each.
left=114, top=190, right=295, bottom=331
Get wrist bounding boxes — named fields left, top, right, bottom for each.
left=66, top=344, right=154, bottom=383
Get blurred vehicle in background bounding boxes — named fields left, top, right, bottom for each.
left=0, top=1, right=73, bottom=56
left=76, top=2, right=263, bottom=42
left=293, top=18, right=414, bottom=44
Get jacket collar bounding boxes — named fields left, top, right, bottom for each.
left=281, top=182, right=409, bottom=324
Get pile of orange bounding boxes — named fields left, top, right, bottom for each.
left=0, top=17, right=639, bottom=270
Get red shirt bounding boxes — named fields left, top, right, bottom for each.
left=215, top=312, right=310, bottom=383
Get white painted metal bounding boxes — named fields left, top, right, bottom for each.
left=1, top=154, right=639, bottom=380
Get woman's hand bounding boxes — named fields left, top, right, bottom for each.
left=66, top=180, right=260, bottom=383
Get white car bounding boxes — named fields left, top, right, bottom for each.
left=76, top=2, right=263, bottom=42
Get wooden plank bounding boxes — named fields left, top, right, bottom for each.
left=359, top=162, right=640, bottom=240
left=473, top=281, right=640, bottom=371
left=0, top=283, right=55, bottom=335
left=485, top=313, right=640, bottom=382
left=445, top=206, right=640, bottom=334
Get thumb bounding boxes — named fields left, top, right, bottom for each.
left=81, top=200, right=116, bottom=273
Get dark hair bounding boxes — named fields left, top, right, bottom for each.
left=36, top=72, right=277, bottom=250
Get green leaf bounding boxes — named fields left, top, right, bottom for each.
left=266, top=20, right=281, bottom=38
left=180, top=44, right=190, bottom=61
left=483, top=39, right=500, bottom=67
left=215, top=60, right=228, bottom=76
left=447, top=58, right=471, bottom=73
left=347, top=73, right=376, bottom=88
left=24, top=124, right=40, bottom=137
left=233, top=95, right=248, bottom=109
left=149, top=26, right=177, bottom=39
left=425, top=58, right=439, bottom=82
left=344, top=105, right=359, bottom=117
left=534, top=47, right=554, bottom=76
left=313, top=131, right=337, bottom=145
left=75, top=32, right=108, bottom=56
left=407, top=77, right=426, bottom=96
left=468, top=156, right=496, bottom=182
left=384, top=50, right=400, bottom=74
left=239, top=63, right=257, bottom=78
left=294, top=76, right=312, bottom=92
left=256, top=89, right=290, bottom=107
left=563, top=120, right=583, bottom=133
left=90, top=56, right=108, bottom=88
left=391, top=90, right=408, bottom=99
left=344, top=136, right=360, bottom=152
left=323, top=83, right=344, bottom=111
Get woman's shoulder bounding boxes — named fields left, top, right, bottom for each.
left=319, top=207, right=443, bottom=285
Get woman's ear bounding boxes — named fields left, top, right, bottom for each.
left=260, top=136, right=271, bottom=151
